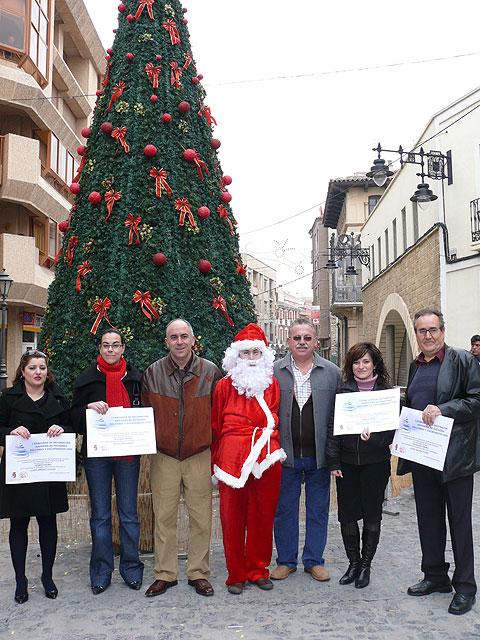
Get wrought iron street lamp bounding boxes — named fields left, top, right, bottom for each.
left=325, top=232, right=370, bottom=275
left=0, top=269, right=13, bottom=393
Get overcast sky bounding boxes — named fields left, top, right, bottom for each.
left=83, top=0, right=480, bottom=296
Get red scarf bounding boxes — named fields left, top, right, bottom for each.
left=97, top=355, right=131, bottom=408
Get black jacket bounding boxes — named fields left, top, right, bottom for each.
left=326, top=379, right=396, bottom=470
left=71, top=362, right=142, bottom=451
left=398, top=345, right=480, bottom=483
left=0, top=382, right=71, bottom=518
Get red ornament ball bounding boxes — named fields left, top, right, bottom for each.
left=81, top=127, right=91, bottom=138
left=198, top=206, right=210, bottom=219
left=126, top=14, right=134, bottom=22
left=199, top=260, right=212, bottom=274
left=198, top=74, right=204, bottom=80
left=223, top=175, right=232, bottom=185
left=156, top=54, right=162, bottom=61
left=192, top=76, right=199, bottom=85
left=178, top=101, right=190, bottom=114
left=69, top=183, right=81, bottom=195
left=113, top=29, right=117, bottom=33
left=88, top=191, right=102, bottom=205
left=150, top=95, right=158, bottom=103
left=101, top=122, right=113, bottom=135
left=153, top=253, right=167, bottom=266
left=58, top=220, right=69, bottom=233
left=210, top=138, right=221, bottom=150
left=161, top=113, right=172, bottom=123
left=183, top=6, right=188, bottom=12
left=106, top=48, right=113, bottom=55
left=183, top=148, right=196, bottom=162
left=77, top=145, right=86, bottom=156
left=126, top=52, right=134, bottom=61
left=118, top=3, right=126, bottom=12
left=95, top=90, right=102, bottom=97
left=183, top=18, right=188, bottom=24
left=221, top=192, right=232, bottom=204
left=144, top=144, right=157, bottom=157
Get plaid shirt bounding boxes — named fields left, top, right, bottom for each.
left=291, top=356, right=313, bottom=410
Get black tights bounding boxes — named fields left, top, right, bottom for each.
left=341, top=520, right=380, bottom=537
left=9, top=515, right=58, bottom=594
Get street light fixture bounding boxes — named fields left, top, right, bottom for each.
left=325, top=232, right=370, bottom=273
left=367, top=143, right=452, bottom=206
left=0, top=269, right=13, bottom=393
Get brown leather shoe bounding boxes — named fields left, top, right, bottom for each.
left=270, top=565, right=297, bottom=580
left=304, top=565, right=330, bottom=581
left=252, top=577, right=273, bottom=590
left=188, top=578, right=214, bottom=596
left=227, top=582, right=244, bottom=595
left=145, top=579, right=178, bottom=597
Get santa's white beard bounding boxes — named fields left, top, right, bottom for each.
left=228, top=357, right=273, bottom=398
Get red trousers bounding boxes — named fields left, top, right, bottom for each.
left=219, top=462, right=282, bottom=585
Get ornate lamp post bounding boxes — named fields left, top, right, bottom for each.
left=0, top=269, right=13, bottom=393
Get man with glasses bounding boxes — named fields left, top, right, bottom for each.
left=141, top=319, right=222, bottom=598
left=400, top=309, right=480, bottom=615
left=271, top=319, right=341, bottom=583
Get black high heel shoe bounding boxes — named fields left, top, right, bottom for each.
left=15, top=579, right=28, bottom=604
left=42, top=576, right=58, bottom=599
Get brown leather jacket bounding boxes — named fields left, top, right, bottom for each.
left=141, top=353, right=222, bottom=460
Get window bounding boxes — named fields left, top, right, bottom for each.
left=377, top=238, right=382, bottom=272
left=47, top=132, right=75, bottom=186
left=385, top=229, right=389, bottom=266
left=412, top=201, right=419, bottom=242
left=29, top=0, right=49, bottom=80
left=0, top=0, right=26, bottom=52
left=371, top=245, right=375, bottom=277
left=392, top=219, right=398, bottom=260
left=402, top=207, right=407, bottom=252
left=368, top=195, right=381, bottom=214
left=30, top=215, right=58, bottom=266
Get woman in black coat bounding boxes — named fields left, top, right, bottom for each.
left=70, top=329, right=143, bottom=595
left=0, top=350, right=70, bottom=603
left=326, top=342, right=396, bottom=589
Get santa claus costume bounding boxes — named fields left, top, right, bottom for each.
left=212, top=324, right=286, bottom=592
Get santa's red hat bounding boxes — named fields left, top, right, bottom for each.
left=232, top=323, right=268, bottom=350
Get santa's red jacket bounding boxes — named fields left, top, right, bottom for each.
left=211, top=375, right=286, bottom=488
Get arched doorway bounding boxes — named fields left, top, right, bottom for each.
left=376, top=294, right=417, bottom=386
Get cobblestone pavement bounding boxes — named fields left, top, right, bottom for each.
left=2, top=480, right=480, bottom=640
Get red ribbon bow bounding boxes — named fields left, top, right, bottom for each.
left=111, top=126, right=129, bottom=156
left=135, top=0, right=154, bottom=20
left=145, top=62, right=162, bottom=88
left=125, top=214, right=141, bottom=245
left=107, top=81, right=126, bottom=111
left=91, top=298, right=117, bottom=335
left=65, top=236, right=78, bottom=266
left=235, top=258, right=246, bottom=276
left=198, top=99, right=217, bottom=126
left=191, top=151, right=209, bottom=181
left=163, top=19, right=180, bottom=45
left=72, top=151, right=87, bottom=184
left=183, top=51, right=196, bottom=71
left=174, top=197, right=196, bottom=229
left=150, top=167, right=172, bottom=198
left=75, top=260, right=92, bottom=292
left=218, top=205, right=235, bottom=235
left=213, top=296, right=234, bottom=327
left=104, top=190, right=121, bottom=221
left=169, top=61, right=182, bottom=88
left=103, top=56, right=112, bottom=88
left=133, top=290, right=159, bottom=322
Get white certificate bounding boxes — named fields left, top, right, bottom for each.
left=333, top=387, right=400, bottom=435
left=392, top=407, right=453, bottom=471
left=5, top=433, right=76, bottom=484
left=86, top=407, right=156, bottom=458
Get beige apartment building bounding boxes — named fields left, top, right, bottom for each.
left=0, top=0, right=105, bottom=382
left=241, top=252, right=277, bottom=345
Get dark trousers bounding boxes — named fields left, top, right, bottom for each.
left=411, top=463, right=476, bottom=595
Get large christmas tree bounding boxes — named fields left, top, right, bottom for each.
left=42, top=0, right=255, bottom=394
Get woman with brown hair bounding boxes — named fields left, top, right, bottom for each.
left=326, top=342, right=396, bottom=589
left=0, top=350, right=70, bottom=603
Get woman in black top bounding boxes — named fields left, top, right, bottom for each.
left=0, top=350, right=70, bottom=603
left=327, top=342, right=396, bottom=589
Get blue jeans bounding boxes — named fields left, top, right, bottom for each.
left=84, top=456, right=144, bottom=587
left=274, top=457, right=330, bottom=568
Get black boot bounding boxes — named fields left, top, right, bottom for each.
left=339, top=528, right=361, bottom=585
left=355, top=528, right=380, bottom=589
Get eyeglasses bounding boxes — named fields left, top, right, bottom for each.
left=291, top=336, right=314, bottom=342
left=417, top=328, right=440, bottom=336
left=24, top=349, right=46, bottom=358
left=101, top=342, right=123, bottom=350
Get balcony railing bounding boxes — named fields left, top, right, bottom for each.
left=471, top=198, right=480, bottom=242
left=332, top=284, right=363, bottom=304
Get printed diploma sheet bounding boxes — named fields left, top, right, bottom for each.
left=5, top=433, right=76, bottom=484
left=333, top=387, right=400, bottom=435
left=86, top=407, right=156, bottom=457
